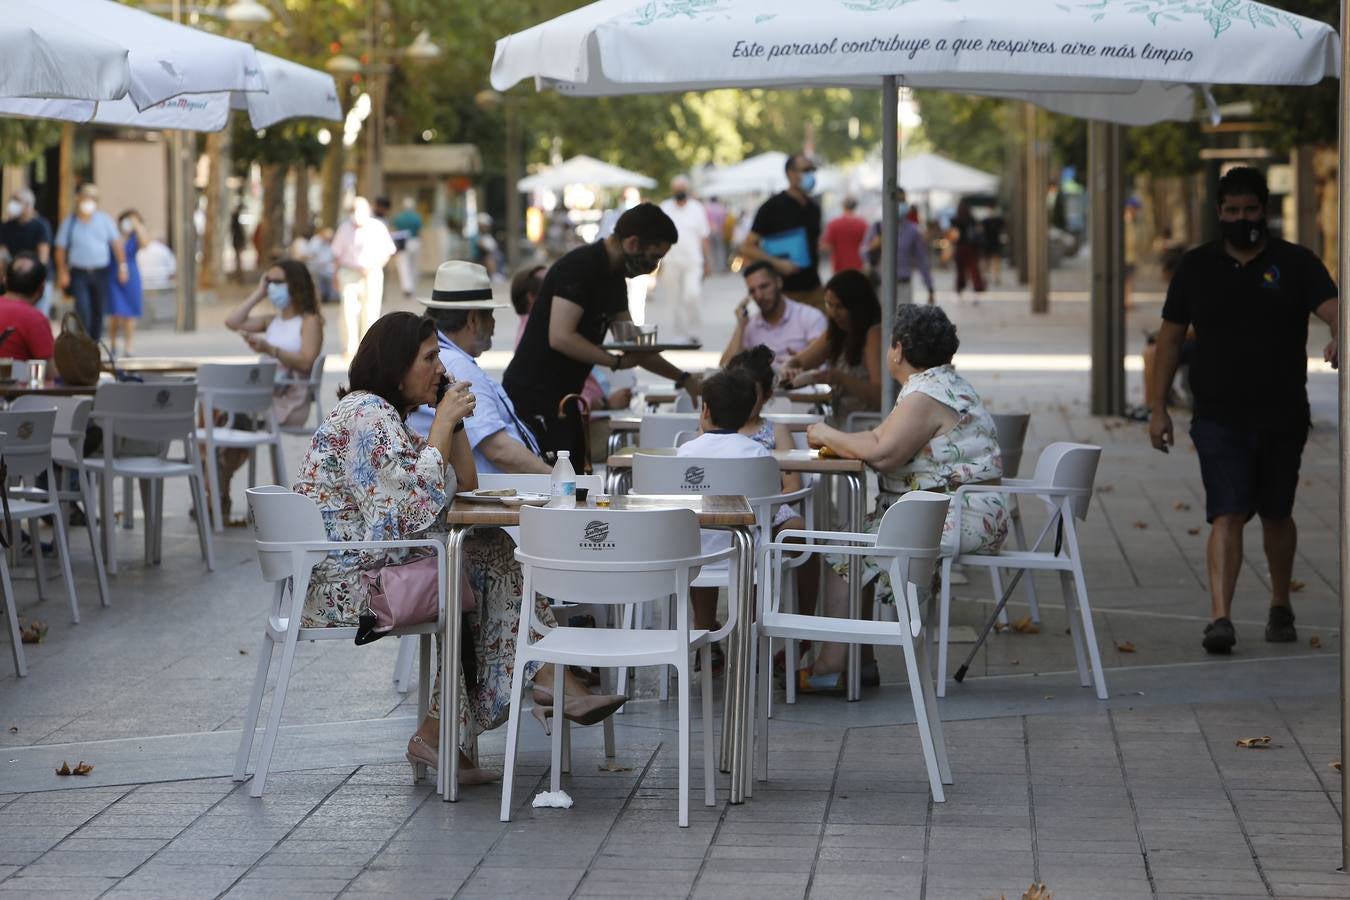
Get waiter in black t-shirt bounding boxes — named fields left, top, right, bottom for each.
left=1149, top=166, right=1338, bottom=657
left=738, top=153, right=824, bottom=310
left=503, top=203, right=702, bottom=455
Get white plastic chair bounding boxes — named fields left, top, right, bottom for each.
left=637, top=413, right=700, bottom=450
left=388, top=471, right=604, bottom=696
left=195, top=361, right=284, bottom=533
left=235, top=485, right=445, bottom=798
left=989, top=412, right=1039, bottom=625
left=500, top=505, right=733, bottom=827
left=0, top=409, right=81, bottom=626
left=8, top=396, right=111, bottom=610
left=757, top=491, right=953, bottom=801
left=86, top=382, right=214, bottom=574
left=629, top=453, right=814, bottom=702
left=275, top=352, right=327, bottom=435
left=672, top=390, right=696, bottom=412
left=936, top=442, right=1106, bottom=699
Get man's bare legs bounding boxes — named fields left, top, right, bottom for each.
left=1262, top=516, right=1296, bottom=609
left=1206, top=512, right=1245, bottom=621
left=1205, top=513, right=1298, bottom=651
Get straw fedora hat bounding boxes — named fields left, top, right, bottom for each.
left=418, top=260, right=508, bottom=310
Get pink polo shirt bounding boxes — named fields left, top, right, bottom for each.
left=741, top=299, right=827, bottom=365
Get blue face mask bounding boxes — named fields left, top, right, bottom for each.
left=897, top=202, right=910, bottom=217
left=266, top=282, right=290, bottom=309
left=799, top=171, right=817, bottom=194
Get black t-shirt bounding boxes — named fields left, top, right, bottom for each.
left=503, top=240, right=628, bottom=416
left=0, top=216, right=52, bottom=256
left=750, top=191, right=821, bottom=293
left=1162, top=238, right=1337, bottom=429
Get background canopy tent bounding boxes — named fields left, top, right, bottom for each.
left=896, top=153, right=998, bottom=195
left=0, top=52, right=340, bottom=132
left=517, top=154, right=656, bottom=192
left=700, top=151, right=789, bottom=197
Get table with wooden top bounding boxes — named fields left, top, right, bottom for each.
left=606, top=446, right=872, bottom=702
left=0, top=382, right=97, bottom=400
left=642, top=383, right=833, bottom=411
left=104, top=354, right=260, bottom=376
left=441, top=492, right=760, bottom=803
left=607, top=413, right=823, bottom=456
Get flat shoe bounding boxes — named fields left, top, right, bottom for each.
left=1265, top=605, right=1297, bottom=643
left=796, top=669, right=845, bottom=694
left=1202, top=617, right=1236, bottom=655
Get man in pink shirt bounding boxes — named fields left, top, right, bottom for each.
left=330, top=196, right=397, bottom=358
left=0, top=253, right=55, bottom=365
left=719, top=260, right=827, bottom=368
left=820, top=196, right=867, bottom=274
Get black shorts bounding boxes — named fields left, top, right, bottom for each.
left=1189, top=419, right=1307, bottom=523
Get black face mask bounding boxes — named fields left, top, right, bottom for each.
left=624, top=251, right=659, bottom=277
left=673, top=191, right=688, bottom=202
left=1221, top=217, right=1267, bottom=250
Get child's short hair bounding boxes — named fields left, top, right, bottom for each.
left=701, top=369, right=758, bottom=432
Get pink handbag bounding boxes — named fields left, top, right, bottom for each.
left=355, top=554, right=476, bottom=646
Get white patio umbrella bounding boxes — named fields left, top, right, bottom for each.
left=896, top=153, right=998, bottom=195
left=0, top=52, right=340, bottom=131
left=0, top=3, right=130, bottom=102
left=517, top=154, right=656, bottom=192
left=700, top=151, right=789, bottom=197
left=4, top=0, right=265, bottom=113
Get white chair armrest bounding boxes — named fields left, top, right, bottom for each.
left=255, top=537, right=445, bottom=553
left=762, top=540, right=895, bottom=559
left=775, top=528, right=876, bottom=544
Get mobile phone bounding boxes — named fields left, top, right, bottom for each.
left=435, top=375, right=450, bottom=405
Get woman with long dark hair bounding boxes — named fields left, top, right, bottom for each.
left=779, top=269, right=882, bottom=420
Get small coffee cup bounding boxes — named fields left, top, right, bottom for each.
left=575, top=487, right=590, bottom=503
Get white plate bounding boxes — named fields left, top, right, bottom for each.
left=499, top=493, right=551, bottom=507
left=764, top=413, right=823, bottom=426
left=455, top=490, right=520, bottom=504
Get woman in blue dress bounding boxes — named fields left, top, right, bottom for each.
left=106, top=209, right=146, bottom=356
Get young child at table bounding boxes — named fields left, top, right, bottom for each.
left=677, top=368, right=767, bottom=644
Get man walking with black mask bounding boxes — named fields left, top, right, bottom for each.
left=1149, top=166, right=1339, bottom=655
left=504, top=202, right=701, bottom=454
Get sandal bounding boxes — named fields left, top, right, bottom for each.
left=796, top=669, right=845, bottom=694
left=772, top=641, right=813, bottom=676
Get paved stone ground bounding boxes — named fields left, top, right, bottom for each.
left=0, top=255, right=1345, bottom=898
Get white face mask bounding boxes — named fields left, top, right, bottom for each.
left=5, top=200, right=22, bottom=218
left=78, top=200, right=96, bottom=216
left=119, top=218, right=133, bottom=234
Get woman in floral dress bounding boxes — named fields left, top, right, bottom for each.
left=294, top=311, right=624, bottom=784
left=797, top=303, right=1008, bottom=691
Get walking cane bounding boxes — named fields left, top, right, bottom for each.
left=952, top=513, right=1064, bottom=685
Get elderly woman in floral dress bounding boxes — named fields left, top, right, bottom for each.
left=294, top=311, right=624, bottom=784
left=797, top=303, right=1008, bottom=691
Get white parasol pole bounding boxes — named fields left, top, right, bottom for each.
left=881, top=76, right=898, bottom=412
left=1338, top=0, right=1349, bottom=871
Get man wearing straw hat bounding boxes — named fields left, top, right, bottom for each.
left=504, top=203, right=701, bottom=455
left=409, top=261, right=551, bottom=475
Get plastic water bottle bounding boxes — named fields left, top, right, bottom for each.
left=550, top=451, right=577, bottom=508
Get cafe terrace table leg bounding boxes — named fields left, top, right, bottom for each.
left=441, top=526, right=468, bottom=802
left=845, top=472, right=864, bottom=703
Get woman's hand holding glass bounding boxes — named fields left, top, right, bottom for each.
left=435, top=380, right=476, bottom=430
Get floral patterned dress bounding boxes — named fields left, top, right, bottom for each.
left=841, top=364, right=1009, bottom=602
left=293, top=391, right=548, bottom=752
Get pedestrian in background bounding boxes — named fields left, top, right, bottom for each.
left=105, top=209, right=148, bottom=357
left=0, top=188, right=53, bottom=317
left=331, top=196, right=397, bottom=359
left=739, top=153, right=824, bottom=309
left=820, top=196, right=867, bottom=275
left=656, top=175, right=711, bottom=341
left=54, top=184, right=126, bottom=341
left=393, top=197, right=424, bottom=299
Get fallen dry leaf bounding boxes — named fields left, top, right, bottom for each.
left=1173, top=501, right=1192, bottom=512
left=72, top=761, right=93, bottom=776
left=598, top=762, right=632, bottom=773
left=1098, top=485, right=1115, bottom=493
left=1012, top=616, right=1040, bottom=635
left=993, top=621, right=1008, bottom=633
left=1332, top=760, right=1342, bottom=773
left=238, top=649, right=248, bottom=655
left=1187, top=528, right=1201, bottom=536
left=1043, top=695, right=1054, bottom=701
left=1235, top=736, right=1273, bottom=749
left=19, top=621, right=46, bottom=644
left=1290, top=580, right=1306, bottom=593
left=1131, top=521, right=1149, bottom=530
left=1009, top=659, right=1021, bottom=666
left=1116, top=641, right=1137, bottom=653
left=1310, top=635, right=1322, bottom=649
left=1022, top=883, right=1054, bottom=900
left=54, top=761, right=70, bottom=776
left=7, top=725, right=16, bottom=734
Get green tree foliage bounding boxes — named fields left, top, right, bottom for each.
left=0, top=120, right=63, bottom=167
left=1240, top=0, right=1337, bottom=152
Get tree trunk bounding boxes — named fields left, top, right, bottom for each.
left=198, top=128, right=231, bottom=289
left=260, top=163, right=287, bottom=264
left=293, top=164, right=311, bottom=241
left=320, top=140, right=345, bottom=229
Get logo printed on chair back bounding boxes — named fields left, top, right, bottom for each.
left=15, top=421, right=33, bottom=441
left=579, top=520, right=615, bottom=550
left=682, top=465, right=707, bottom=491
left=154, top=389, right=171, bottom=408
left=248, top=367, right=261, bottom=384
